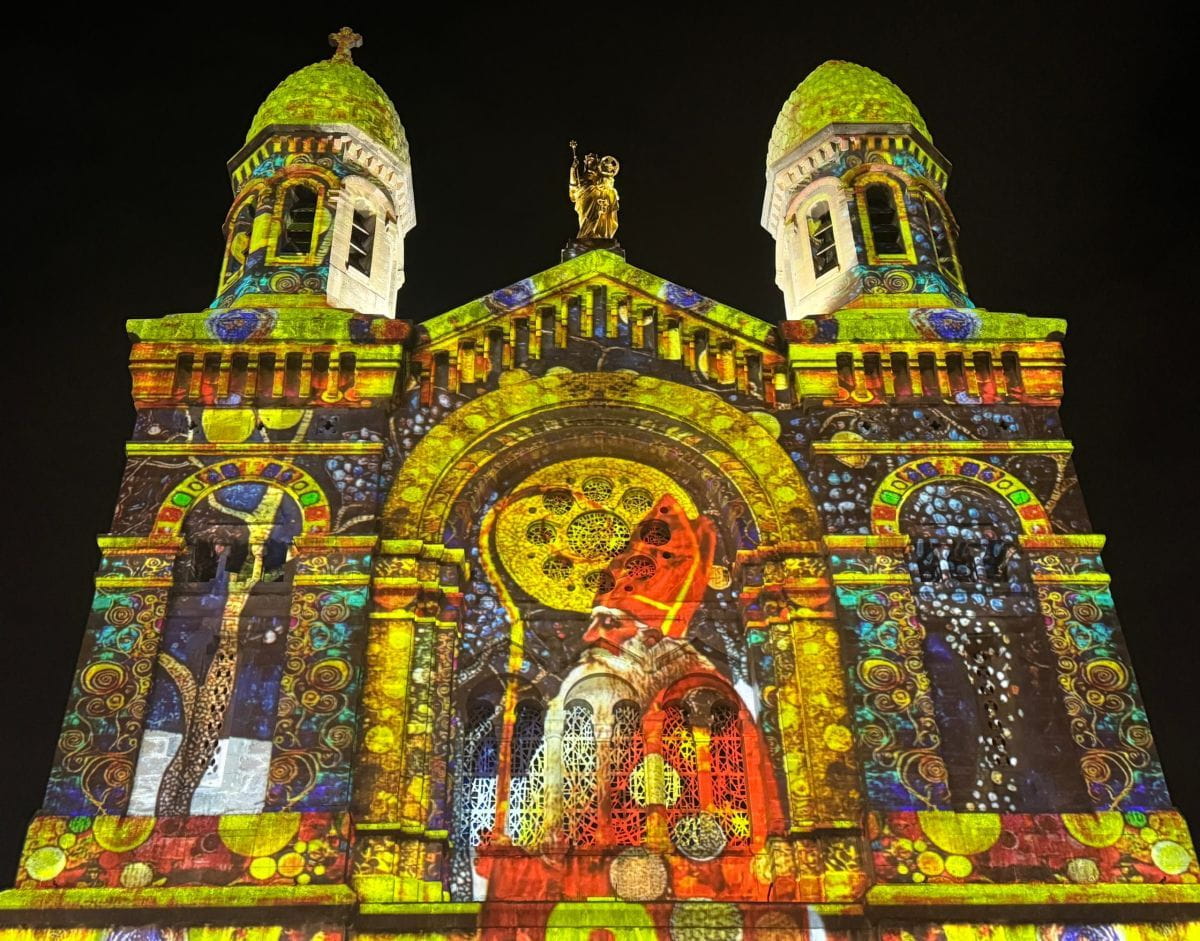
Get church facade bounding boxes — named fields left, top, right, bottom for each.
left=1, top=29, right=1196, bottom=941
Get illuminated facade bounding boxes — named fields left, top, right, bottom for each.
left=1, top=31, right=1196, bottom=941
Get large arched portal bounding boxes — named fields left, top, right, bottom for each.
left=359, top=372, right=861, bottom=903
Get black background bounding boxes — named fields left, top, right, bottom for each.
left=3, top=7, right=1195, bottom=882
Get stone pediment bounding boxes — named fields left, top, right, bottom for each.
left=417, top=249, right=779, bottom=351
left=411, top=250, right=788, bottom=405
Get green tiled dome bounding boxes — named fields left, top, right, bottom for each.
left=246, top=58, right=408, bottom=160
left=767, top=60, right=929, bottom=166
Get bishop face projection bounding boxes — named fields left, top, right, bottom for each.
left=451, top=458, right=783, bottom=901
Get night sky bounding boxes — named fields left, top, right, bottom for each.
left=4, top=10, right=1194, bottom=879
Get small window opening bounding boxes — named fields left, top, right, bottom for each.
left=863, top=352, right=883, bottom=395
left=973, top=352, right=996, bottom=402
left=924, top=196, right=960, bottom=284
left=187, top=534, right=250, bottom=584
left=172, top=353, right=194, bottom=400
left=487, top=329, right=504, bottom=378
left=591, top=286, right=608, bottom=338
left=865, top=183, right=905, bottom=255
left=642, top=309, right=658, bottom=352
left=693, top=330, right=709, bottom=376
left=614, top=296, right=631, bottom=340
left=1001, top=351, right=1024, bottom=394
left=807, top=201, right=838, bottom=276
left=835, top=352, right=856, bottom=391
left=311, top=352, right=330, bottom=394
left=946, top=352, right=967, bottom=397
left=890, top=352, right=912, bottom=399
left=279, top=183, right=318, bottom=255
left=347, top=208, right=375, bottom=275
left=200, top=353, right=221, bottom=405
left=228, top=352, right=249, bottom=402
left=338, top=352, right=356, bottom=391
left=540, top=309, right=557, bottom=351
left=514, top=319, right=530, bottom=366
left=746, top=353, right=763, bottom=397
left=433, top=351, right=451, bottom=390
left=256, top=353, right=276, bottom=402
left=283, top=352, right=303, bottom=400
left=918, top=352, right=939, bottom=399
left=260, top=534, right=293, bottom=582
left=912, top=535, right=1016, bottom=585
left=567, top=296, right=583, bottom=335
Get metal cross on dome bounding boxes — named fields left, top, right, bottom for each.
left=329, top=27, right=363, bottom=63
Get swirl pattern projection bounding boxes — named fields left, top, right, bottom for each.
left=4, top=33, right=1196, bottom=941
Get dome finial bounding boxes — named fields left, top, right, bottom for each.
left=328, top=26, right=362, bottom=64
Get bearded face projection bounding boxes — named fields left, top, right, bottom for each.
left=450, top=459, right=783, bottom=902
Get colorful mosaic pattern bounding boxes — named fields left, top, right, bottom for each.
left=871, top=811, right=1199, bottom=886
left=1039, top=586, right=1168, bottom=810
left=838, top=584, right=950, bottom=810
left=265, top=587, right=368, bottom=811
left=871, top=457, right=1051, bottom=536
left=153, top=458, right=330, bottom=537
left=5, top=36, right=1196, bottom=941
left=44, top=589, right=168, bottom=815
left=16, top=813, right=350, bottom=889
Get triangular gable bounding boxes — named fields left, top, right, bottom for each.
left=411, top=250, right=789, bottom=406
left=417, top=250, right=778, bottom=349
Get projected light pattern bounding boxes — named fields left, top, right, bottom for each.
left=3, top=31, right=1195, bottom=941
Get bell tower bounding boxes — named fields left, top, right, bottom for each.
left=217, top=27, right=415, bottom=317
left=763, top=60, right=968, bottom=320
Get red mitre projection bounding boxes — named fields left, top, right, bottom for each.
left=584, top=495, right=717, bottom=649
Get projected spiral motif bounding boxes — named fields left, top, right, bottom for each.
left=493, top=457, right=696, bottom=613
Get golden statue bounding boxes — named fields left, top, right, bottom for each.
left=569, top=140, right=620, bottom=240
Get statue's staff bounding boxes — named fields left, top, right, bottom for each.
left=568, top=140, right=581, bottom=199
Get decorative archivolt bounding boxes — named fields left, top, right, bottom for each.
left=870, top=456, right=1051, bottom=536
left=152, top=457, right=330, bottom=537
left=382, top=371, right=819, bottom=547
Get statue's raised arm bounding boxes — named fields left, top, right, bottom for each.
left=568, top=140, right=581, bottom=200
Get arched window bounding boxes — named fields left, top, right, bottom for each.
left=455, top=699, right=500, bottom=851
left=662, top=702, right=701, bottom=838
left=222, top=200, right=255, bottom=284
left=278, top=183, right=319, bottom=255
left=606, top=700, right=646, bottom=846
left=922, top=194, right=961, bottom=284
left=659, top=693, right=751, bottom=860
left=131, top=485, right=299, bottom=817
left=864, top=183, right=905, bottom=255
left=709, top=700, right=750, bottom=846
left=504, top=700, right=546, bottom=846
left=806, top=200, right=838, bottom=276
left=902, top=481, right=1087, bottom=812
left=347, top=208, right=376, bottom=275
left=561, top=700, right=599, bottom=846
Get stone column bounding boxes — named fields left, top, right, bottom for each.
left=352, top=539, right=466, bottom=904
